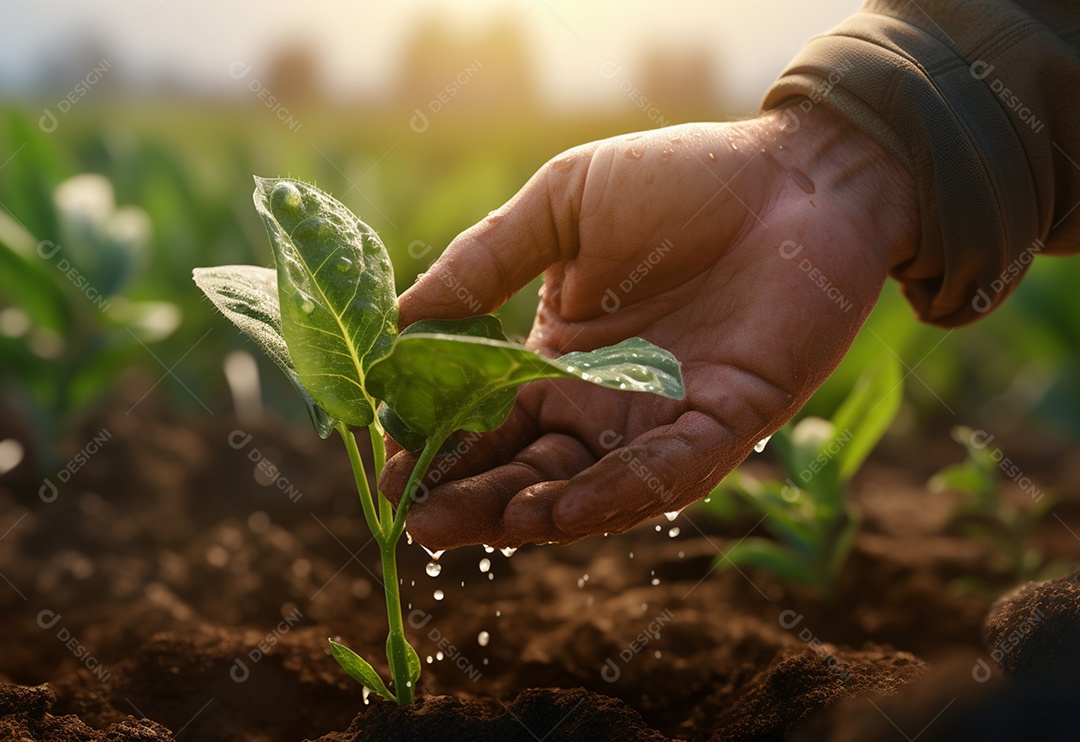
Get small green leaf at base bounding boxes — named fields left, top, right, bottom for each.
left=329, top=640, right=395, bottom=703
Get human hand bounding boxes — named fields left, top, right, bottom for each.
left=382, top=103, right=917, bottom=550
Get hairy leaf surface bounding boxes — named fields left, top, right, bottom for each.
left=193, top=264, right=334, bottom=437
left=254, top=177, right=397, bottom=427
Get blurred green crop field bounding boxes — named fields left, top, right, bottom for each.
left=1, top=100, right=1078, bottom=468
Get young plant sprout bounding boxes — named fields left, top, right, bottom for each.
left=702, top=355, right=902, bottom=596
left=931, top=426, right=1061, bottom=587
left=193, top=177, right=684, bottom=704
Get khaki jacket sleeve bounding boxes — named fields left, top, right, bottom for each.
left=762, top=0, right=1080, bottom=326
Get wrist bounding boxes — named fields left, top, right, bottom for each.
left=760, top=100, right=919, bottom=273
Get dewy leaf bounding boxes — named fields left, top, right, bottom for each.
left=253, top=177, right=398, bottom=428
left=193, top=265, right=335, bottom=438
left=366, top=334, right=684, bottom=441
left=378, top=315, right=512, bottom=451
left=830, top=353, right=902, bottom=482
left=328, top=640, right=395, bottom=702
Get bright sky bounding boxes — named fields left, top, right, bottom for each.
left=1, top=0, right=863, bottom=110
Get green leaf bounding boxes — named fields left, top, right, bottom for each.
left=366, top=335, right=684, bottom=441
left=717, top=537, right=818, bottom=585
left=929, top=462, right=986, bottom=498
left=379, top=315, right=511, bottom=451
left=253, top=177, right=398, bottom=427
left=831, top=354, right=902, bottom=482
left=0, top=209, right=71, bottom=334
left=828, top=508, right=861, bottom=578
left=193, top=265, right=335, bottom=438
left=328, top=640, right=395, bottom=702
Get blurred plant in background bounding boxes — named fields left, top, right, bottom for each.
left=931, top=425, right=1065, bottom=589
left=700, top=355, right=903, bottom=596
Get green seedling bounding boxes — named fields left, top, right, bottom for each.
left=0, top=173, right=177, bottom=463
left=703, top=354, right=902, bottom=595
left=193, top=177, right=684, bottom=704
left=930, top=426, right=1060, bottom=586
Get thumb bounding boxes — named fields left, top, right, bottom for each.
left=397, top=143, right=599, bottom=327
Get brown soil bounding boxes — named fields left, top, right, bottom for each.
left=1, top=393, right=1079, bottom=741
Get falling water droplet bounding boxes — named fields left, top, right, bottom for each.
left=651, top=577, right=660, bottom=586
left=477, top=631, right=490, bottom=647
left=668, top=526, right=680, bottom=538
left=495, top=610, right=502, bottom=617
left=425, top=561, right=442, bottom=577
left=664, top=511, right=679, bottom=522
left=433, top=589, right=444, bottom=600
left=499, top=547, right=517, bottom=557
left=654, top=650, right=662, bottom=659
left=655, top=525, right=662, bottom=532
left=629, top=551, right=634, bottom=559
left=426, top=655, right=433, bottom=664
left=436, top=651, right=444, bottom=661
left=479, top=558, right=491, bottom=573
left=754, top=435, right=772, bottom=453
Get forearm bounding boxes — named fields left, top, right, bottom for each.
left=762, top=0, right=1080, bottom=326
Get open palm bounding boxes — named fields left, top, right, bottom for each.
left=383, top=107, right=916, bottom=550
